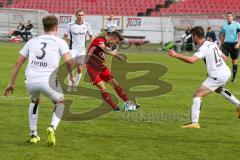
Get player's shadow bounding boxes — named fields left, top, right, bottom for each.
left=49, top=60, right=117, bottom=121
left=48, top=56, right=173, bottom=122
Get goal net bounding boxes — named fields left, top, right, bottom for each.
left=0, top=8, right=48, bottom=39
left=170, top=14, right=227, bottom=40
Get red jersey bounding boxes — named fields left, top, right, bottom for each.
left=86, top=37, right=108, bottom=68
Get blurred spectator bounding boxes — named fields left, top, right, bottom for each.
left=181, top=25, right=193, bottom=51
left=21, top=20, right=34, bottom=42
left=206, top=26, right=217, bottom=42
left=12, top=22, right=25, bottom=37
left=105, top=15, right=117, bottom=34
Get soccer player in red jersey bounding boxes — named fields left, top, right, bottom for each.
left=85, top=31, right=137, bottom=111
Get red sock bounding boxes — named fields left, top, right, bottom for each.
left=114, top=85, right=129, bottom=102
left=101, top=90, right=117, bottom=109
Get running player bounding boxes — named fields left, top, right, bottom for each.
left=4, top=15, right=74, bottom=145
left=64, top=9, right=94, bottom=92
left=86, top=31, right=138, bottom=111
left=168, top=26, right=240, bottom=128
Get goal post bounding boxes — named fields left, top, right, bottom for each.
left=169, top=14, right=210, bottom=42
left=0, top=8, right=48, bottom=38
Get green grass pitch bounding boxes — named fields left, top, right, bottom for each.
left=0, top=42, right=240, bottom=160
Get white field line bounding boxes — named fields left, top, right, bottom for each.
left=0, top=95, right=91, bottom=100
left=2, top=92, right=240, bottom=100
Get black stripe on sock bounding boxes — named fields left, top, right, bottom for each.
left=224, top=90, right=232, bottom=97
left=33, top=103, right=38, bottom=114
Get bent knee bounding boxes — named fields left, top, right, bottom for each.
left=31, top=99, right=40, bottom=104
left=215, top=87, right=223, bottom=93
left=54, top=99, right=64, bottom=104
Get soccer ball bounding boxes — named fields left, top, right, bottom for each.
left=123, top=101, right=136, bottom=111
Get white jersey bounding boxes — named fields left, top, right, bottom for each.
left=194, top=41, right=231, bottom=78
left=65, top=21, right=93, bottom=55
left=20, top=34, right=70, bottom=83
left=106, top=20, right=117, bottom=33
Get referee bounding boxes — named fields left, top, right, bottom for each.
left=221, top=12, right=240, bottom=82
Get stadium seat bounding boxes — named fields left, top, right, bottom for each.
left=3, top=0, right=167, bottom=16
left=151, top=0, right=240, bottom=16
left=6, top=0, right=240, bottom=16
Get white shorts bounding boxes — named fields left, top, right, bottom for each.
left=202, top=75, right=231, bottom=91
left=25, top=80, right=64, bottom=102
left=70, top=49, right=86, bottom=65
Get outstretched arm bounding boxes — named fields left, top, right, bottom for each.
left=168, top=49, right=199, bottom=64
left=63, top=34, right=69, bottom=43
left=99, top=43, right=126, bottom=61
left=89, top=34, right=94, bottom=42
left=4, top=55, right=26, bottom=96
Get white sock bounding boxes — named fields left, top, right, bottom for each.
left=51, top=103, right=64, bottom=131
left=29, top=103, right=39, bottom=136
left=74, top=73, right=82, bottom=87
left=220, top=88, right=240, bottom=107
left=191, top=97, right=202, bottom=124
left=68, top=74, right=73, bottom=86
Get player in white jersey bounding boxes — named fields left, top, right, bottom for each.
left=106, top=15, right=118, bottom=34
left=64, top=9, right=94, bottom=92
left=4, top=15, right=74, bottom=145
left=168, top=26, right=240, bottom=128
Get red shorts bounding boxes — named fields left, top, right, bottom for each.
left=86, top=65, right=114, bottom=85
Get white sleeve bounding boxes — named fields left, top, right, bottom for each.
left=185, top=34, right=192, bottom=40
left=19, top=42, right=30, bottom=57
left=87, top=24, right=93, bottom=35
left=194, top=49, right=207, bottom=59
left=60, top=40, right=70, bottom=56
left=181, top=34, right=187, bottom=40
